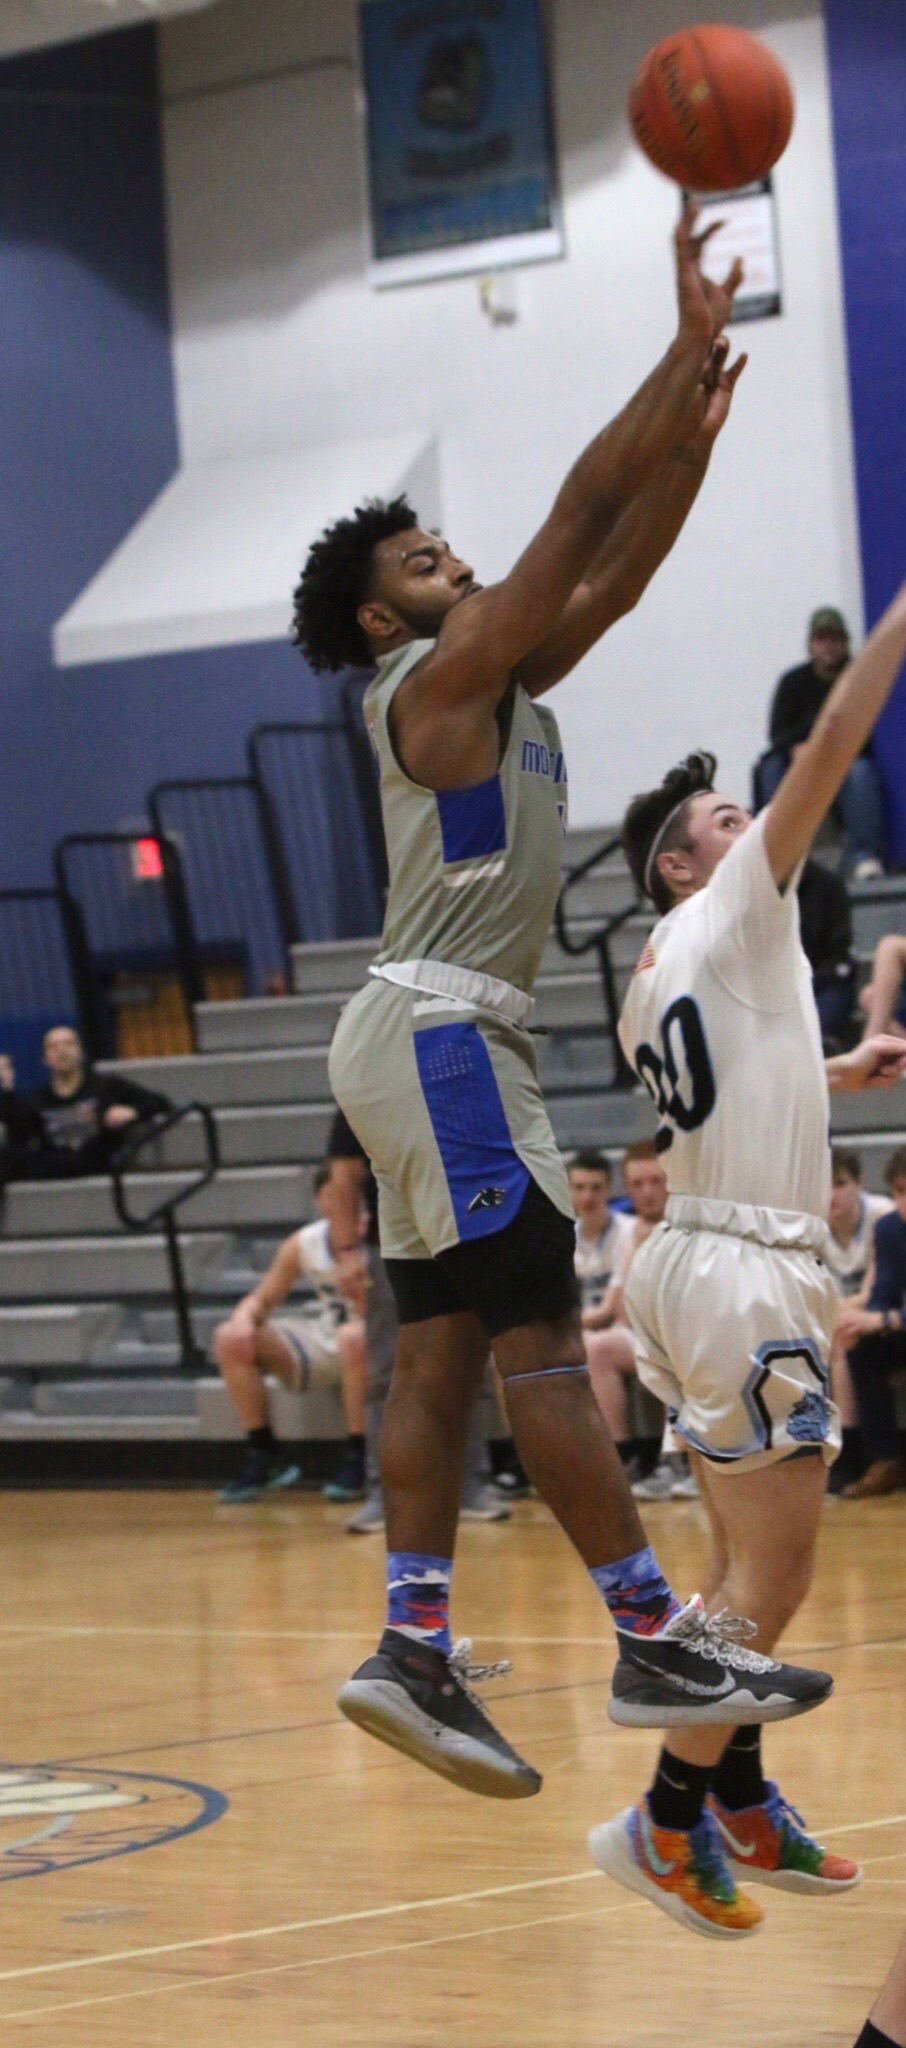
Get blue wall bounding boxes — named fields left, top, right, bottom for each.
left=824, top=0, right=906, bottom=864
left=0, top=24, right=349, bottom=893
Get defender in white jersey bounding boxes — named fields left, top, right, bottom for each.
left=293, top=212, right=836, bottom=1832
left=589, top=582, right=906, bottom=1938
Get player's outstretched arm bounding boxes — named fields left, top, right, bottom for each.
left=763, top=579, right=906, bottom=884
left=826, top=1035, right=906, bottom=1093
left=517, top=338, right=747, bottom=697
left=416, top=208, right=741, bottom=715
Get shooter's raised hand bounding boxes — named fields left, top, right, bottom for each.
left=675, top=201, right=744, bottom=350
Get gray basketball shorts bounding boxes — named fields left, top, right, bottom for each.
left=328, top=977, right=573, bottom=1262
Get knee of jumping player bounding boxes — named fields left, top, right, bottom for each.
left=495, top=1311, right=587, bottom=1388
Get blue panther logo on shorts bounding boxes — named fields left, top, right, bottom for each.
left=787, top=1391, right=830, bottom=1443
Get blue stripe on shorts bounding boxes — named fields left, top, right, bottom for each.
left=413, top=1020, right=529, bottom=1242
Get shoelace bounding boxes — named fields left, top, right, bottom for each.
left=447, top=1638, right=512, bottom=1694
left=669, top=1605, right=781, bottom=1674
left=687, top=1812, right=736, bottom=1901
left=763, top=1782, right=820, bottom=1851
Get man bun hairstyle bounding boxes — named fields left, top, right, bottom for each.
left=291, top=496, right=419, bottom=672
left=622, top=750, right=717, bottom=916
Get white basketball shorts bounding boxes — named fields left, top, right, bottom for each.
left=624, top=1196, right=841, bottom=1473
left=271, top=1313, right=340, bottom=1393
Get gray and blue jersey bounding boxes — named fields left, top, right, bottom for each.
left=329, top=638, right=575, bottom=1262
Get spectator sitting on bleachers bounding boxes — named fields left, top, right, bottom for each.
left=753, top=607, right=886, bottom=879
left=797, top=857, right=858, bottom=1052
left=825, top=1146, right=893, bottom=1493
left=0, top=1026, right=170, bottom=1184
left=860, top=932, right=906, bottom=1043
left=572, top=1141, right=693, bottom=1495
left=213, top=1161, right=368, bottom=1506
left=569, top=1147, right=635, bottom=1453
left=835, top=1144, right=906, bottom=1499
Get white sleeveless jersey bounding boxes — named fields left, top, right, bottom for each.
left=826, top=1194, right=892, bottom=1295
left=618, top=812, right=830, bottom=1222
left=295, top=1218, right=343, bottom=1325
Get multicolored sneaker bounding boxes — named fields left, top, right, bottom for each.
left=589, top=1799, right=763, bottom=1939
left=710, top=1783, right=863, bottom=1894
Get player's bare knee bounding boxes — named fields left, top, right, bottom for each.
left=495, top=1310, right=585, bottom=1382
left=213, top=1322, right=239, bottom=1373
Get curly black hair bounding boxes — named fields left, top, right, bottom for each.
left=622, top=749, right=717, bottom=915
left=291, top=496, right=419, bottom=672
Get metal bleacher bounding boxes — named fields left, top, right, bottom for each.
left=0, top=826, right=904, bottom=1444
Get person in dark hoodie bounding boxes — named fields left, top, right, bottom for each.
left=0, top=1025, right=170, bottom=1182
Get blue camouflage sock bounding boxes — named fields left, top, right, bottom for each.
left=590, top=1544, right=682, bottom=1636
left=386, top=1552, right=453, bottom=1655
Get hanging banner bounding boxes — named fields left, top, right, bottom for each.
left=359, top=0, right=563, bottom=287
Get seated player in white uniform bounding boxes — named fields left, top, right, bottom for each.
left=826, top=1146, right=893, bottom=1491
left=569, top=1147, right=635, bottom=1441
left=588, top=578, right=906, bottom=1938
left=214, top=1163, right=368, bottom=1504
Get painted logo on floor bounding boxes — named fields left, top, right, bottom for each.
left=0, top=1764, right=227, bottom=1881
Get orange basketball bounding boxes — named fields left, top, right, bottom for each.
left=628, top=23, right=794, bottom=192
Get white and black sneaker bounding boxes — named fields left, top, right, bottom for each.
left=609, top=1596, right=833, bottom=1728
left=337, top=1627, right=542, bottom=1799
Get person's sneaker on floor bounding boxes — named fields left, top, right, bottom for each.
left=460, top=1484, right=512, bottom=1522
left=492, top=1454, right=532, bottom=1500
left=218, top=1453, right=300, bottom=1505
left=670, top=1457, right=700, bottom=1500
left=609, top=1595, right=834, bottom=1727
left=711, top=1783, right=863, bottom=1893
left=345, top=1494, right=384, bottom=1534
left=337, top=1627, right=541, bottom=1799
left=589, top=1799, right=762, bottom=1939
left=323, top=1442, right=366, bottom=1503
left=631, top=1458, right=674, bottom=1501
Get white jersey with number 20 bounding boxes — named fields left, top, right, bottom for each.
left=618, top=812, right=830, bottom=1224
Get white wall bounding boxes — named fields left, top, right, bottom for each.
left=160, top=0, right=862, bottom=827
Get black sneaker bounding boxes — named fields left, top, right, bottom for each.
left=492, top=1455, right=532, bottom=1500
left=609, top=1596, right=833, bottom=1728
left=337, top=1627, right=542, bottom=1799
left=218, top=1454, right=300, bottom=1504
left=323, top=1446, right=366, bottom=1503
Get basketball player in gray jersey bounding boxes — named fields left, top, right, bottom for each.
left=291, top=208, right=832, bottom=1804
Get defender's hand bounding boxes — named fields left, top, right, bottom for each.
left=827, top=1035, right=906, bottom=1092
left=675, top=203, right=744, bottom=351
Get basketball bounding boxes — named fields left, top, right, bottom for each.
left=628, top=24, right=794, bottom=192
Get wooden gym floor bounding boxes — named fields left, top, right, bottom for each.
left=0, top=1486, right=901, bottom=2046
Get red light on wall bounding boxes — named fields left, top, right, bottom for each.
left=131, top=837, right=164, bottom=881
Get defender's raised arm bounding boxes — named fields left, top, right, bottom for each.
left=764, top=580, right=906, bottom=884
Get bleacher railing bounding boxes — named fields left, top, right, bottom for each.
left=54, top=832, right=204, bottom=1059
left=149, top=778, right=292, bottom=997
left=554, top=832, right=639, bottom=1091
left=112, top=1102, right=220, bottom=1371
left=0, top=888, right=88, bottom=1088
left=248, top=710, right=384, bottom=944
left=1, top=693, right=386, bottom=1063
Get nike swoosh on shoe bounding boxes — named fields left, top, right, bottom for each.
left=639, top=1809, right=678, bottom=1878
left=714, top=1817, right=758, bottom=1858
